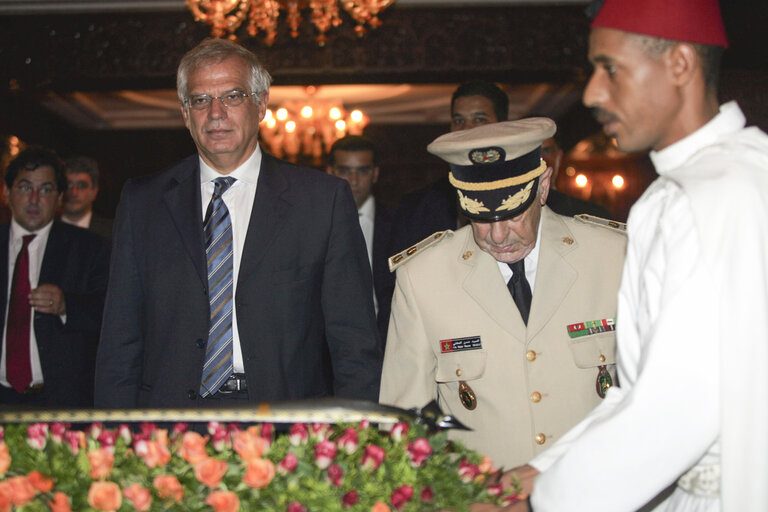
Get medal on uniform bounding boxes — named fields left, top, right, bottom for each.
left=458, top=381, right=477, bottom=410
left=595, top=365, right=612, bottom=398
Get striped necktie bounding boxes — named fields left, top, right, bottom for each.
left=200, top=177, right=236, bottom=397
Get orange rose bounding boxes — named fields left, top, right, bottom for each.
left=153, top=475, right=183, bottom=502
left=371, top=502, right=391, bottom=512
left=0, top=481, right=11, bottom=512
left=179, top=431, right=209, bottom=464
left=27, top=471, right=54, bottom=493
left=88, top=448, right=115, bottom=479
left=0, top=443, right=9, bottom=476
left=49, top=492, right=72, bottom=512
left=478, top=456, right=495, bottom=474
left=87, top=481, right=122, bottom=511
left=123, top=483, right=152, bottom=512
left=205, top=490, right=240, bottom=512
left=7, top=476, right=35, bottom=506
left=243, top=457, right=275, bottom=489
left=233, top=426, right=268, bottom=462
left=140, top=440, right=171, bottom=468
left=195, top=457, right=229, bottom=488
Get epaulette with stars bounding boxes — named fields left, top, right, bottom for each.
left=574, top=214, right=627, bottom=234
left=388, top=231, right=452, bottom=272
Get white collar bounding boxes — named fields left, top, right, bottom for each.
left=10, top=217, right=53, bottom=244
left=199, top=144, right=262, bottom=186
left=358, top=195, right=375, bottom=220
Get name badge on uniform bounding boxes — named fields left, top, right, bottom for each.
left=440, top=336, right=482, bottom=353
left=567, top=318, right=616, bottom=338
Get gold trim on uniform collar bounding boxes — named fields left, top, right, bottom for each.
left=448, top=160, right=546, bottom=191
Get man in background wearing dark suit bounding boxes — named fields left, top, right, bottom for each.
left=327, top=135, right=394, bottom=339
left=95, top=38, right=382, bottom=409
left=0, top=148, right=109, bottom=407
left=61, top=156, right=113, bottom=239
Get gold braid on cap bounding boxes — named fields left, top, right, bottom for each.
left=449, top=160, right=546, bottom=191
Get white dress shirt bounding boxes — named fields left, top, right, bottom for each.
left=199, top=146, right=261, bottom=374
left=1, top=219, right=53, bottom=388
left=61, top=210, right=91, bottom=229
left=357, top=195, right=377, bottom=313
left=496, top=214, right=543, bottom=293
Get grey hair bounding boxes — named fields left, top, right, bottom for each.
left=176, top=38, right=272, bottom=105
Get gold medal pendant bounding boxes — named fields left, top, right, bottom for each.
left=458, top=380, right=477, bottom=410
left=596, top=365, right=613, bottom=398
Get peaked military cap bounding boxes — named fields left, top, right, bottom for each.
left=427, top=118, right=556, bottom=221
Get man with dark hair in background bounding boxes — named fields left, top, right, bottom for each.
left=327, top=135, right=394, bottom=338
left=0, top=147, right=109, bottom=407
left=61, top=156, right=113, bottom=239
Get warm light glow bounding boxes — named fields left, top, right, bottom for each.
left=301, top=106, right=313, bottom=118
left=335, top=120, right=347, bottom=131
left=612, top=175, right=625, bottom=189
left=350, top=110, right=364, bottom=123
left=265, top=118, right=276, bottom=129
left=263, top=109, right=273, bottom=121
left=285, top=121, right=296, bottom=133
left=329, top=107, right=342, bottom=120
left=565, top=166, right=576, bottom=177
left=575, top=174, right=588, bottom=188
left=276, top=108, right=288, bottom=121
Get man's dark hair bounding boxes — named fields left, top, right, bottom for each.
left=451, top=81, right=509, bottom=122
left=641, top=37, right=724, bottom=92
left=328, top=135, right=379, bottom=166
left=64, top=155, right=100, bottom=187
left=4, top=147, right=66, bottom=193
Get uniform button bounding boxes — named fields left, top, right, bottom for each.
left=599, top=354, right=606, bottom=363
left=456, top=369, right=462, bottom=377
left=187, top=390, right=197, bottom=400
left=196, top=339, right=206, bottom=349
left=530, top=391, right=542, bottom=403
left=535, top=433, right=546, bottom=445
left=526, top=350, right=537, bottom=362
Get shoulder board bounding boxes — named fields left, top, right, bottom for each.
left=574, top=214, right=627, bottom=233
left=388, top=231, right=451, bottom=272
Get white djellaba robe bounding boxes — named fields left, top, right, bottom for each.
left=528, top=102, right=768, bottom=511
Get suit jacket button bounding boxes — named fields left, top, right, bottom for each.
left=196, top=338, right=206, bottom=349
left=188, top=390, right=197, bottom=400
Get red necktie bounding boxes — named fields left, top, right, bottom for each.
left=6, top=234, right=36, bottom=393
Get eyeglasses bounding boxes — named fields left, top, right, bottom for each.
left=184, top=90, right=258, bottom=111
left=13, top=183, right=58, bottom=197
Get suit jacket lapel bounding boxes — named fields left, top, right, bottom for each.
left=460, top=228, right=525, bottom=341
left=163, top=160, right=207, bottom=287
left=39, top=223, right=66, bottom=286
left=526, top=207, right=577, bottom=340
left=237, top=153, right=290, bottom=285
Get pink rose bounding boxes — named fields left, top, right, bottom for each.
left=49, top=423, right=69, bottom=443
left=361, top=444, right=386, bottom=471
left=421, top=486, right=434, bottom=502
left=278, top=453, right=298, bottom=474
left=342, top=490, right=358, bottom=508
left=289, top=424, right=308, bottom=446
left=87, top=423, right=103, bottom=440
left=314, top=440, right=337, bottom=469
left=359, top=419, right=370, bottom=430
left=310, top=423, right=331, bottom=441
left=26, top=423, right=48, bottom=450
left=458, top=458, right=480, bottom=483
left=390, top=422, right=409, bottom=442
left=326, top=464, right=343, bottom=486
left=336, top=427, right=358, bottom=454
left=117, top=424, right=132, bottom=444
left=391, top=485, right=414, bottom=510
left=64, top=431, right=83, bottom=455
left=209, top=423, right=231, bottom=452
left=260, top=423, right=274, bottom=441
left=97, top=430, right=118, bottom=452
left=287, top=502, right=307, bottom=512
left=407, top=438, right=432, bottom=467
left=487, top=484, right=503, bottom=497
left=172, top=422, right=189, bottom=436
left=139, top=423, right=157, bottom=437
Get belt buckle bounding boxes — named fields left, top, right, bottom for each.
left=218, top=374, right=246, bottom=394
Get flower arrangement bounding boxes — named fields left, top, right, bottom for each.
left=0, top=418, right=523, bottom=511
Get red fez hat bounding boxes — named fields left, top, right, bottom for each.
left=591, top=0, right=728, bottom=48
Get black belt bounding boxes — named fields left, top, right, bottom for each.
left=217, top=373, right=247, bottom=394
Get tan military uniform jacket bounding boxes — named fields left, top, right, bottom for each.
left=380, top=207, right=626, bottom=468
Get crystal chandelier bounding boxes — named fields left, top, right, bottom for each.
left=259, top=87, right=369, bottom=165
left=186, top=0, right=396, bottom=46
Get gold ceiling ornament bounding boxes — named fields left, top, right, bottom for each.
left=185, top=0, right=396, bottom=46
left=259, top=86, right=369, bottom=165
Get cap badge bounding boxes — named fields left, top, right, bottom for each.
left=469, top=146, right=504, bottom=164
left=496, top=181, right=534, bottom=213
left=457, top=190, right=490, bottom=215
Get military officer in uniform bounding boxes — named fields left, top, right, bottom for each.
left=379, top=118, right=627, bottom=469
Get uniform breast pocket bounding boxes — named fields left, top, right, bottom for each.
left=568, top=332, right=616, bottom=369
left=436, top=350, right=487, bottom=383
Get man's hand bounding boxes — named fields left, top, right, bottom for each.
left=29, top=284, right=65, bottom=315
left=503, top=464, right=539, bottom=496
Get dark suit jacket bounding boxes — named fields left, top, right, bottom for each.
left=95, top=152, right=382, bottom=409
left=546, top=189, right=612, bottom=219
left=372, top=200, right=394, bottom=337
left=88, top=213, right=114, bottom=240
left=0, top=222, right=110, bottom=407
